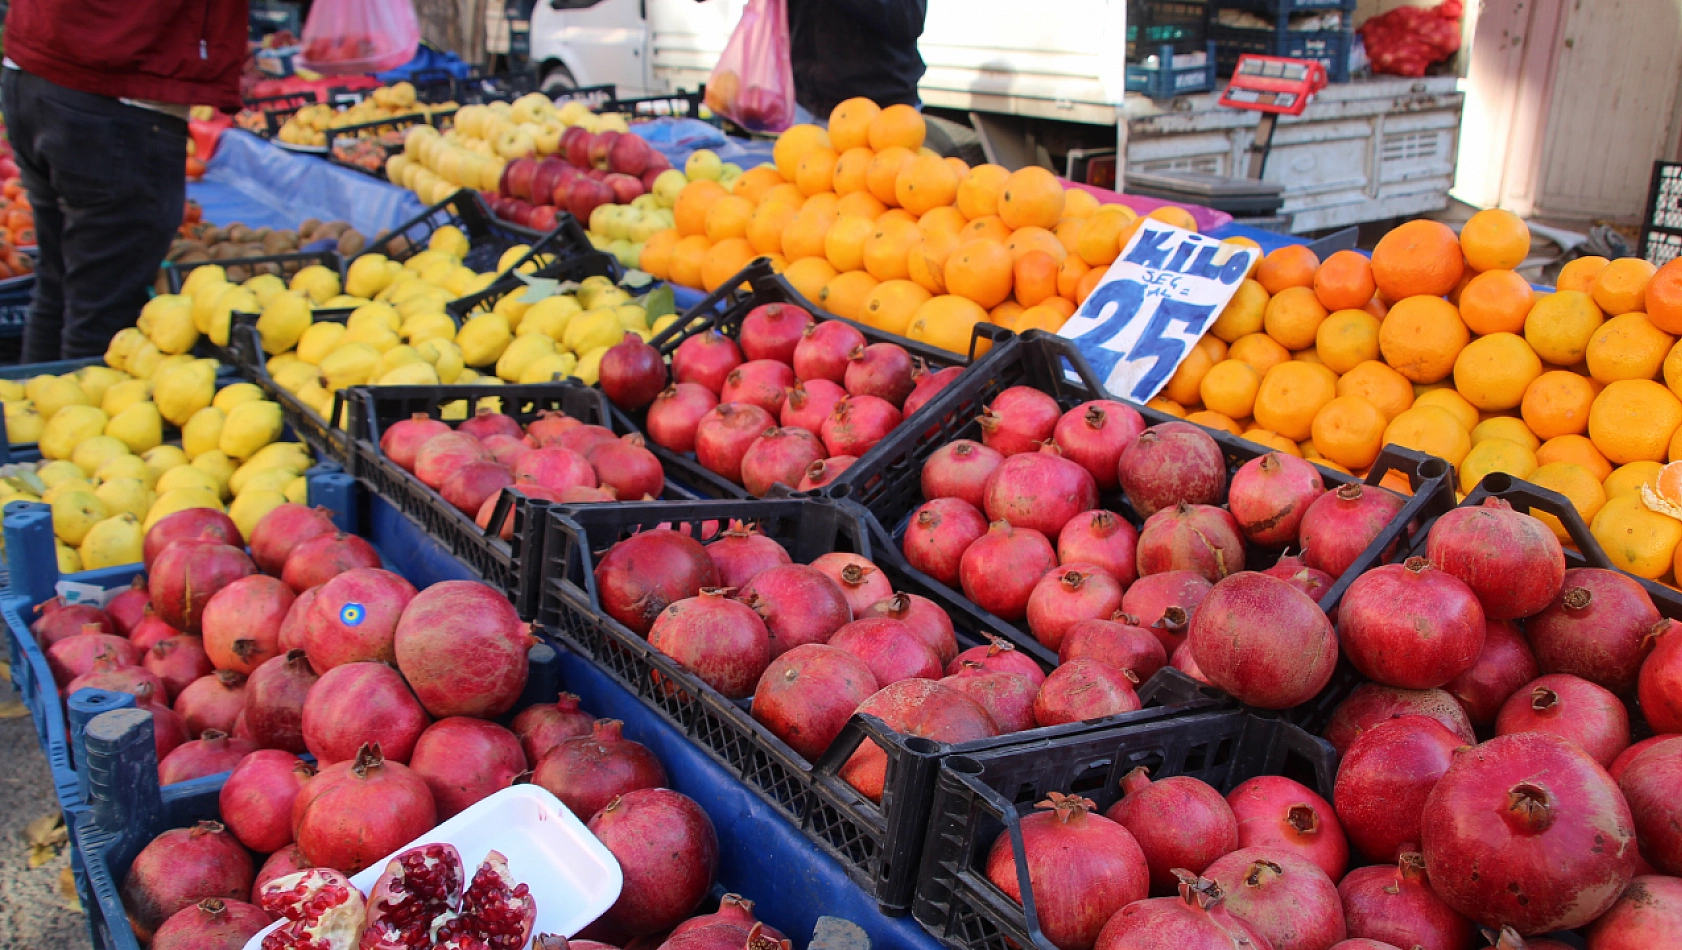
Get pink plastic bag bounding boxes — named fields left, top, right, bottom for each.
left=298, top=0, right=422, bottom=75
left=704, top=0, right=796, bottom=133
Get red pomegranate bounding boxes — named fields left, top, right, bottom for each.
left=589, top=788, right=720, bottom=935
left=107, top=581, right=151, bottom=637
left=1426, top=498, right=1564, bottom=621
left=1495, top=674, right=1629, bottom=768
left=1093, top=873, right=1273, bottom=950
left=142, top=509, right=243, bottom=573
left=782, top=380, right=846, bottom=432
left=600, top=333, right=669, bottom=411
left=219, top=749, right=312, bottom=852
left=798, top=455, right=856, bottom=491
left=1033, top=657, right=1141, bottom=727
left=531, top=720, right=667, bottom=823
left=253, top=845, right=309, bottom=894
left=1026, top=564, right=1125, bottom=652
left=293, top=743, right=438, bottom=875
left=120, top=820, right=253, bottom=942
left=820, top=394, right=901, bottom=457
left=959, top=521, right=1057, bottom=622
left=131, top=608, right=184, bottom=652
left=1261, top=552, right=1336, bottom=612
left=414, top=432, right=492, bottom=489
left=66, top=665, right=166, bottom=707
left=752, top=644, right=880, bottom=761
left=408, top=717, right=527, bottom=819
left=829, top=617, right=942, bottom=685
left=511, top=693, right=595, bottom=764
left=809, top=552, right=893, bottom=618
left=159, top=730, right=258, bottom=785
left=1444, top=619, right=1539, bottom=728
left=1586, top=875, right=1682, bottom=950
left=1334, top=716, right=1467, bottom=863
left=1422, top=732, right=1636, bottom=933
left=32, top=601, right=112, bottom=648
left=151, top=541, right=256, bottom=634
left=940, top=662, right=1038, bottom=732
left=903, top=364, right=965, bottom=421
left=863, top=592, right=957, bottom=664
left=150, top=702, right=191, bottom=762
left=381, top=414, right=452, bottom=471
left=978, top=386, right=1061, bottom=457
left=903, top=497, right=989, bottom=587
left=394, top=580, right=529, bottom=718
left=1189, top=573, right=1337, bottom=709
left=1202, top=847, right=1347, bottom=950
left=303, top=567, right=417, bottom=672
left=1118, top=422, right=1227, bottom=517
left=1527, top=568, right=1658, bottom=695
left=793, top=320, right=865, bottom=383
left=1058, top=615, right=1168, bottom=682
left=649, top=588, right=772, bottom=699
left=595, top=529, right=720, bottom=636
left=696, top=403, right=776, bottom=483
left=740, top=427, right=824, bottom=497
left=672, top=332, right=745, bottom=394
left=248, top=504, right=337, bottom=577
left=1228, top=453, right=1325, bottom=548
left=1323, top=683, right=1476, bottom=756
left=149, top=897, right=272, bottom=950
left=484, top=433, right=533, bottom=470
left=174, top=669, right=246, bottom=736
left=922, top=439, right=1005, bottom=510
left=647, top=384, right=719, bottom=454
left=440, top=460, right=515, bottom=515
left=1053, top=400, right=1144, bottom=492
left=1171, top=643, right=1208, bottom=683
left=456, top=408, right=522, bottom=442
left=301, top=661, right=430, bottom=764
left=358, top=842, right=465, bottom=950
left=948, top=635, right=1048, bottom=686
left=477, top=484, right=568, bottom=540
left=1123, top=570, right=1213, bottom=654
left=1609, top=734, right=1673, bottom=782
left=737, top=564, right=853, bottom=657
left=1337, top=558, right=1485, bottom=690
left=1297, top=484, right=1406, bottom=579
left=983, top=443, right=1099, bottom=539
left=666, top=893, right=786, bottom=946
left=513, top=446, right=597, bottom=496
left=1057, top=510, right=1139, bottom=588
left=703, top=525, right=792, bottom=589
left=1337, top=852, right=1472, bottom=950
left=201, top=574, right=293, bottom=676
left=276, top=588, right=315, bottom=654
left=48, top=630, right=138, bottom=688
left=1228, top=776, right=1349, bottom=882
left=280, top=532, right=380, bottom=593
left=845, top=342, right=916, bottom=407
left=257, top=867, right=368, bottom=948
left=841, top=679, right=997, bottom=800
left=243, top=649, right=318, bottom=754
left=144, top=636, right=214, bottom=701
left=720, top=359, right=796, bottom=416
left=1105, top=768, right=1239, bottom=894
left=1136, top=503, right=1246, bottom=583
left=984, top=793, right=1149, bottom=950
left=1641, top=619, right=1682, bottom=733
left=740, top=302, right=814, bottom=362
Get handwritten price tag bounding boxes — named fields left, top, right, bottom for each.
left=1057, top=220, right=1259, bottom=402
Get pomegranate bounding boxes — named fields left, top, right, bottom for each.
left=752, top=643, right=879, bottom=760
left=740, top=426, right=824, bottom=496
left=415, top=432, right=493, bottom=489
left=780, top=379, right=846, bottom=432
left=740, top=302, right=814, bottom=362
left=531, top=719, right=666, bottom=820
left=600, top=333, right=669, bottom=410
left=1586, top=875, right=1682, bottom=950
left=280, top=532, right=380, bottom=593
left=253, top=846, right=309, bottom=894
left=1202, top=848, right=1347, bottom=950
left=276, top=588, right=315, bottom=653
left=941, top=662, right=1038, bottom=732
left=1057, top=510, right=1139, bottom=588
left=478, top=484, right=568, bottom=541
left=257, top=867, right=367, bottom=949
left=959, top=521, right=1058, bottom=621
left=151, top=540, right=256, bottom=633
left=48, top=628, right=140, bottom=686
left=1189, top=573, right=1338, bottom=709
left=840, top=679, right=997, bottom=800
left=1641, top=619, right=1682, bottom=733
left=829, top=617, right=942, bottom=685
left=66, top=665, right=166, bottom=707
left=1058, top=615, right=1168, bottom=681
left=1124, top=570, right=1213, bottom=654
left=649, top=588, right=772, bottom=699
left=666, top=893, right=786, bottom=946
left=120, top=820, right=253, bottom=942
left=1261, top=553, right=1335, bottom=612
left=408, top=717, right=527, bottom=819
left=1337, top=558, right=1485, bottom=690
left=483, top=433, right=533, bottom=470
left=793, top=320, right=865, bottom=383
left=359, top=842, right=465, bottom=950
left=903, top=497, right=990, bottom=587
left=32, top=601, right=111, bottom=647
left=922, top=439, right=1005, bottom=509
left=132, top=609, right=185, bottom=652
left=1337, top=853, right=1472, bottom=950
left=720, top=360, right=796, bottom=416
left=381, top=414, right=452, bottom=471
left=301, top=661, right=430, bottom=764
left=978, top=386, right=1061, bottom=457
left=1027, top=564, right=1126, bottom=652
left=1033, top=657, right=1142, bottom=726
left=590, top=789, right=720, bottom=935
left=151, top=702, right=192, bottom=761
left=293, top=743, right=438, bottom=875
left=1324, top=684, right=1475, bottom=755
left=844, top=342, right=915, bottom=406
left=948, top=635, right=1048, bottom=686
left=1495, top=674, right=1629, bottom=768
left=525, top=410, right=582, bottom=446
left=984, top=793, right=1149, bottom=950
left=513, top=446, right=598, bottom=495
left=512, top=693, right=595, bottom=764
left=440, top=461, right=515, bottom=515
left=158, top=730, right=258, bottom=784
left=144, top=636, right=213, bottom=700
left=243, top=649, right=318, bottom=753
left=219, top=749, right=312, bottom=852
left=394, top=580, right=530, bottom=718
left=820, top=395, right=902, bottom=457
left=1334, top=716, right=1467, bottom=862
left=703, top=524, right=791, bottom=589
left=984, top=444, right=1102, bottom=541
left=150, top=898, right=272, bottom=950
left=1053, top=400, right=1144, bottom=492
left=1442, top=619, right=1539, bottom=728
left=1608, top=734, right=1673, bottom=782
left=672, top=332, right=744, bottom=394
left=1105, top=768, right=1239, bottom=894
left=201, top=575, right=294, bottom=675
left=1422, top=732, right=1637, bottom=933
left=863, top=592, right=957, bottom=664
left=902, top=364, right=965, bottom=421
left=1093, top=872, right=1273, bottom=950
left=646, top=384, right=719, bottom=454
left=1118, top=422, right=1227, bottom=517
left=1172, top=643, right=1209, bottom=683
left=174, top=669, right=246, bottom=736
left=457, top=408, right=523, bottom=442
left=737, top=564, right=852, bottom=657
left=1427, top=498, right=1564, bottom=621
left=248, top=504, right=338, bottom=576
left=798, top=455, right=856, bottom=491
left=1136, top=503, right=1246, bottom=583
left=303, top=568, right=417, bottom=672
left=1297, top=485, right=1406, bottom=579
left=1228, top=776, right=1349, bottom=882
left=595, top=529, right=720, bottom=636
left=1228, top=453, right=1324, bottom=547
left=1527, top=568, right=1658, bottom=695
left=810, top=552, right=894, bottom=617
left=433, top=849, right=538, bottom=950
left=696, top=403, right=776, bottom=482
left=142, top=508, right=244, bottom=572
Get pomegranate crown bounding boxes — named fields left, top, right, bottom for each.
left=1034, top=791, right=1096, bottom=823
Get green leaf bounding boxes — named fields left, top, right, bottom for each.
left=621, top=269, right=655, bottom=290
left=642, top=285, right=677, bottom=323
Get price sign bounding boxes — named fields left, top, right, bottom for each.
left=1057, top=220, right=1259, bottom=403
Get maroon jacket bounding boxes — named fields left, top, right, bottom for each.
left=5, top=0, right=247, bottom=109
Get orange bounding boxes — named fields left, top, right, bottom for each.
left=1558, top=256, right=1609, bottom=293
left=908, top=230, right=960, bottom=295
left=1145, top=205, right=1198, bottom=232
left=836, top=190, right=888, bottom=221
left=1229, top=332, right=1292, bottom=376
left=944, top=239, right=1014, bottom=309
left=1186, top=410, right=1242, bottom=436
left=1315, top=309, right=1381, bottom=374
left=1146, top=396, right=1187, bottom=418
left=1311, top=395, right=1387, bottom=470
left=1460, top=208, right=1531, bottom=272
left=1645, top=259, right=1682, bottom=333
left=862, top=218, right=922, bottom=283
left=1592, top=494, right=1682, bottom=579
left=946, top=157, right=970, bottom=179
left=1591, top=258, right=1657, bottom=315
left=1312, top=250, right=1376, bottom=311
left=746, top=200, right=798, bottom=256
left=1447, top=269, right=1475, bottom=306
left=833, top=147, right=875, bottom=195
left=956, top=165, right=1010, bottom=220
left=990, top=300, right=1025, bottom=328
left=1054, top=217, right=1085, bottom=255
left=817, top=270, right=880, bottom=321
left=1538, top=434, right=1613, bottom=483
left=824, top=215, right=876, bottom=272
left=1042, top=296, right=1077, bottom=319
left=1452, top=332, right=1543, bottom=410
left=782, top=257, right=838, bottom=302
left=859, top=280, right=932, bottom=335
left=1075, top=265, right=1105, bottom=304
left=1521, top=371, right=1596, bottom=440
left=773, top=124, right=831, bottom=181
left=1164, top=341, right=1219, bottom=406
left=1589, top=379, right=1682, bottom=464
left=730, top=166, right=785, bottom=203
left=1075, top=205, right=1137, bottom=267
left=1062, top=189, right=1100, bottom=218
left=1252, top=361, right=1337, bottom=441
left=1005, top=227, right=1066, bottom=263
left=877, top=208, right=917, bottom=227
left=865, top=147, right=915, bottom=207
left=1458, top=269, right=1534, bottom=335
left=762, top=182, right=804, bottom=208
left=803, top=192, right=840, bottom=217
left=1413, top=387, right=1478, bottom=431
left=1606, top=460, right=1664, bottom=501
left=1013, top=250, right=1060, bottom=308
left=638, top=229, right=680, bottom=280
left=1012, top=304, right=1069, bottom=335
left=701, top=238, right=757, bottom=292
left=1378, top=295, right=1469, bottom=383
left=998, top=166, right=1065, bottom=230
left=960, top=215, right=1013, bottom=246
left=1457, top=438, right=1538, bottom=493
left=1524, top=290, right=1604, bottom=365
left=895, top=153, right=961, bottom=216
left=1525, top=462, right=1607, bottom=542
left=780, top=206, right=837, bottom=261
left=1242, top=429, right=1302, bottom=457
left=1585, top=312, right=1675, bottom=383
left=1371, top=219, right=1464, bottom=300
left=1200, top=359, right=1261, bottom=419
left=794, top=145, right=840, bottom=194
left=1057, top=256, right=1091, bottom=301
left=1295, top=347, right=1324, bottom=365
left=673, top=179, right=728, bottom=237
left=703, top=194, right=755, bottom=243
left=1471, top=416, right=1541, bottom=452
left=1384, top=405, right=1472, bottom=466
left=668, top=234, right=712, bottom=290
left=1663, top=339, right=1682, bottom=401
left=906, top=294, right=991, bottom=357
left=1337, top=360, right=1415, bottom=421
left=919, top=206, right=967, bottom=236
left=1255, top=245, right=1320, bottom=295
left=828, top=98, right=881, bottom=152
left=1262, top=286, right=1329, bottom=351
left=1211, top=279, right=1269, bottom=343
left=868, top=104, right=925, bottom=151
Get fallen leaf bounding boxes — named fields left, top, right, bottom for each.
left=0, top=658, right=12, bottom=680
left=57, top=867, right=83, bottom=913
left=0, top=699, right=29, bottom=719
left=25, top=812, right=66, bottom=848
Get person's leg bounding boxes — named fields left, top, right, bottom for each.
left=4, top=68, right=69, bottom=363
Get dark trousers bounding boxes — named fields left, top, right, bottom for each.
left=2, top=68, right=185, bottom=362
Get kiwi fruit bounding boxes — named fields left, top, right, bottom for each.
left=300, top=218, right=322, bottom=239
left=336, top=230, right=366, bottom=256
left=225, top=223, right=253, bottom=243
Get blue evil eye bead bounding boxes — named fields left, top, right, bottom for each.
left=340, top=602, right=365, bottom=626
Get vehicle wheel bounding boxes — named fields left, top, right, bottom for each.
left=541, top=63, right=578, bottom=96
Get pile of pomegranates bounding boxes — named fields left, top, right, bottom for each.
left=622, top=300, right=965, bottom=496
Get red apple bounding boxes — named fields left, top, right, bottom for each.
left=551, top=177, right=574, bottom=208
left=588, top=130, right=621, bottom=171
left=607, top=134, right=651, bottom=177
left=566, top=178, right=613, bottom=222
left=528, top=205, right=558, bottom=233
left=502, top=157, right=539, bottom=200
left=564, top=128, right=594, bottom=169
left=640, top=167, right=667, bottom=192
left=585, top=168, right=609, bottom=181
left=507, top=198, right=536, bottom=227
left=603, top=173, right=645, bottom=205
left=531, top=158, right=570, bottom=205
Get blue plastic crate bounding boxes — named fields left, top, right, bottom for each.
left=1126, top=41, right=1219, bottom=99
left=1212, top=25, right=1353, bottom=82
left=1218, top=0, right=1354, bottom=12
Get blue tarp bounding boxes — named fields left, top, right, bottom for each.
left=375, top=45, right=474, bottom=83
left=190, top=129, right=429, bottom=237
left=634, top=118, right=778, bottom=173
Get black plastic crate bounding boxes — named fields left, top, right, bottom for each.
left=358, top=189, right=540, bottom=273
left=455, top=68, right=543, bottom=105
left=326, top=111, right=442, bottom=179
left=228, top=323, right=350, bottom=462
left=535, top=495, right=1224, bottom=915
left=1126, top=41, right=1219, bottom=99
left=161, top=249, right=343, bottom=295
left=1127, top=0, right=1208, bottom=48
left=261, top=98, right=316, bottom=137
left=443, top=238, right=624, bottom=328
left=911, top=709, right=1336, bottom=950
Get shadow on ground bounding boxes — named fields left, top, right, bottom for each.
left=0, top=671, right=92, bottom=950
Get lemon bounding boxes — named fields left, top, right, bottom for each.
left=457, top=313, right=513, bottom=367
left=290, top=264, right=342, bottom=304
left=245, top=440, right=313, bottom=471
left=495, top=333, right=556, bottom=382
left=158, top=463, right=222, bottom=498
left=0, top=379, right=23, bottom=402
left=396, top=291, right=449, bottom=321
left=142, top=445, right=190, bottom=481
left=51, top=490, right=107, bottom=546
left=613, top=305, right=648, bottom=331
left=346, top=254, right=396, bottom=298
left=39, top=405, right=108, bottom=460
left=154, top=360, right=216, bottom=427
left=74, top=366, right=127, bottom=406
left=492, top=292, right=532, bottom=328
left=209, top=287, right=257, bottom=346
left=182, top=263, right=226, bottom=297
left=55, top=541, right=81, bottom=574
left=104, top=402, right=163, bottom=454
left=319, top=343, right=381, bottom=390
left=285, top=475, right=309, bottom=505
left=4, top=402, right=43, bottom=443
left=101, top=379, right=153, bottom=417
left=572, top=346, right=607, bottom=385
left=142, top=295, right=199, bottom=354
left=212, top=383, right=265, bottom=413
left=220, top=401, right=284, bottom=459
left=95, top=454, right=156, bottom=490
left=238, top=467, right=298, bottom=496
left=401, top=312, right=457, bottom=346
left=562, top=308, right=622, bottom=356
left=296, top=322, right=347, bottom=364
left=182, top=406, right=225, bottom=459
left=417, top=338, right=465, bottom=383
left=497, top=245, right=532, bottom=273
left=105, top=327, right=147, bottom=371
left=518, top=295, right=581, bottom=340
left=374, top=345, right=424, bottom=379
left=42, top=479, right=96, bottom=504
left=80, top=513, right=144, bottom=569
left=95, top=478, right=154, bottom=520
left=272, top=361, right=321, bottom=394
left=126, top=339, right=164, bottom=379
left=152, top=354, right=196, bottom=381
left=323, top=294, right=370, bottom=310
left=518, top=352, right=579, bottom=384
left=267, top=352, right=302, bottom=376
left=143, top=488, right=225, bottom=532
left=429, top=225, right=471, bottom=259
left=297, top=381, right=335, bottom=417
left=343, top=324, right=401, bottom=354
left=228, top=488, right=288, bottom=539
left=348, top=301, right=402, bottom=335
left=190, top=280, right=233, bottom=334
left=34, top=376, right=93, bottom=422
left=243, top=273, right=289, bottom=307
left=256, top=291, right=312, bottom=355
left=378, top=362, right=440, bottom=385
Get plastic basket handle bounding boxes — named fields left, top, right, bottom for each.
left=1317, top=453, right=1455, bottom=613
left=1462, top=473, right=1615, bottom=570
left=647, top=257, right=779, bottom=351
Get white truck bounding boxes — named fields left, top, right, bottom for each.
left=524, top=0, right=1463, bottom=232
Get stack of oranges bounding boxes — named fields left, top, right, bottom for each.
left=638, top=97, right=1205, bottom=356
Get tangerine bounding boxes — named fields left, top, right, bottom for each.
left=1458, top=269, right=1535, bottom=335
left=746, top=200, right=798, bottom=255
left=1255, top=244, right=1319, bottom=295
left=1452, top=332, right=1543, bottom=410
left=1383, top=405, right=1472, bottom=466
left=1042, top=296, right=1077, bottom=319
left=1470, top=416, right=1540, bottom=451
left=1311, top=395, right=1387, bottom=470
left=859, top=280, right=932, bottom=335
left=783, top=257, right=839, bottom=301
left=1229, top=332, right=1292, bottom=376
left=1591, top=494, right=1682, bottom=580
left=803, top=192, right=840, bottom=217
left=674, top=179, right=728, bottom=237
left=918, top=206, right=967, bottom=236
left=1645, top=258, right=1682, bottom=333
left=999, top=166, right=1065, bottom=230
left=1057, top=256, right=1091, bottom=301
left=818, top=270, right=881, bottom=321
left=960, top=215, right=1012, bottom=245
left=1145, top=205, right=1199, bottom=231
left=956, top=165, right=1010, bottom=220
left=1557, top=256, right=1609, bottom=293
left=1211, top=279, right=1269, bottom=343
left=1200, top=359, right=1261, bottom=419
left=1075, top=205, right=1136, bottom=267
left=990, top=301, right=1025, bottom=329
left=773, top=125, right=831, bottom=181
left=908, top=230, right=960, bottom=295
left=906, top=295, right=991, bottom=356
left=833, top=147, right=875, bottom=195
left=862, top=218, right=922, bottom=283
left=1337, top=360, right=1415, bottom=420
left=1412, top=387, right=1478, bottom=431
left=1075, top=266, right=1105, bottom=304
left=1315, top=309, right=1381, bottom=374
left=828, top=98, right=881, bottom=151
left=1242, top=429, right=1302, bottom=456
left=946, top=157, right=970, bottom=179
left=701, top=239, right=757, bottom=292
left=1252, top=361, right=1337, bottom=441
left=639, top=229, right=679, bottom=281
left=1663, top=339, right=1682, bottom=401
left=1525, top=462, right=1606, bottom=542
left=877, top=208, right=917, bottom=227
left=1013, top=250, right=1060, bottom=307
left=944, top=239, right=1014, bottom=309
left=1012, top=304, right=1069, bottom=334
left=1062, top=189, right=1100, bottom=218
left=895, top=153, right=960, bottom=216
left=762, top=182, right=804, bottom=208
left=1585, top=312, right=1674, bottom=383
left=1054, top=217, right=1085, bottom=255
left=703, top=194, right=755, bottom=243
left=836, top=190, right=888, bottom=220
left=1605, top=461, right=1664, bottom=501
left=1261, top=286, right=1329, bottom=350
left=1164, top=342, right=1218, bottom=406
left=1524, top=290, right=1604, bottom=365
left=1457, top=438, right=1538, bottom=493
left=780, top=206, right=837, bottom=261
left=1460, top=208, right=1530, bottom=272
left=730, top=166, right=785, bottom=203
left=1005, top=227, right=1066, bottom=262
left=1378, top=295, right=1470, bottom=383
left=824, top=216, right=876, bottom=273
left=668, top=234, right=712, bottom=290
left=1535, top=434, right=1613, bottom=482
left=1591, top=258, right=1657, bottom=315
left=865, top=147, right=916, bottom=206
left=1312, top=250, right=1376, bottom=311
left=868, top=104, right=925, bottom=151
left=1186, top=410, right=1243, bottom=436
left=1146, top=396, right=1187, bottom=418
left=1371, top=219, right=1464, bottom=300
left=1588, top=379, right=1682, bottom=464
